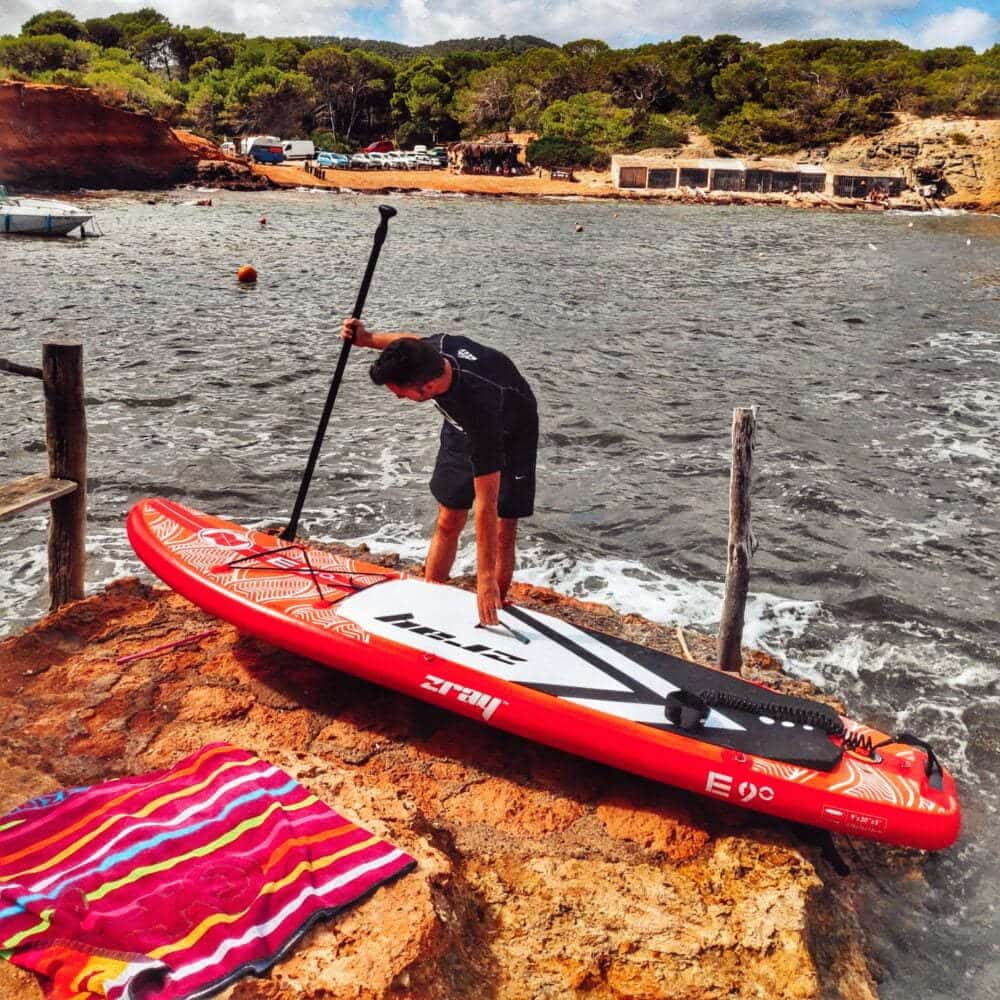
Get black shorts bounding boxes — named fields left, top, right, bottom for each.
left=430, top=422, right=537, bottom=519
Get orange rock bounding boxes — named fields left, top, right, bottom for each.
left=0, top=82, right=196, bottom=191
left=0, top=577, right=884, bottom=1000
left=172, top=129, right=238, bottom=162
left=442, top=776, right=586, bottom=835
left=596, top=794, right=711, bottom=861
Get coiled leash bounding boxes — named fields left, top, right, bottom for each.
left=664, top=688, right=943, bottom=789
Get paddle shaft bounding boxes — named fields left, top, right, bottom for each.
left=281, top=205, right=396, bottom=541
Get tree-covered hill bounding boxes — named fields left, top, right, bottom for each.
left=302, top=34, right=556, bottom=61
left=1, top=8, right=997, bottom=161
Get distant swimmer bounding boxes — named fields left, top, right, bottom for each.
left=342, top=318, right=538, bottom=626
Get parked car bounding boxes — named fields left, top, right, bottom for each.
left=368, top=152, right=392, bottom=169
left=317, top=151, right=350, bottom=168
left=363, top=140, right=394, bottom=153
left=349, top=153, right=374, bottom=169
left=386, top=151, right=412, bottom=169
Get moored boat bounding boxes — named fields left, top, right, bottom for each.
left=0, top=185, right=94, bottom=236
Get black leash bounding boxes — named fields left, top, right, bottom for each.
left=668, top=689, right=944, bottom=787
left=281, top=204, right=397, bottom=541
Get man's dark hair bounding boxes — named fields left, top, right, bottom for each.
left=369, top=338, right=445, bottom=387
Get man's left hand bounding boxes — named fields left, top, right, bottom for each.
left=477, top=574, right=502, bottom=626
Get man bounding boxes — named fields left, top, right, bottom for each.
left=341, top=318, right=538, bottom=627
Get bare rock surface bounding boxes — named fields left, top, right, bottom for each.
left=0, top=81, right=197, bottom=190
left=0, top=573, right=881, bottom=999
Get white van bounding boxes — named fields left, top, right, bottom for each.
left=240, top=135, right=280, bottom=156
left=282, top=140, right=316, bottom=161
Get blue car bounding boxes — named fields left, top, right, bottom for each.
left=249, top=143, right=285, bottom=164
left=316, top=151, right=351, bottom=168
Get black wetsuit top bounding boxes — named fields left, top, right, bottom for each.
left=422, top=334, right=537, bottom=477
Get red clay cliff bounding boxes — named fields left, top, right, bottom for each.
left=0, top=81, right=200, bottom=190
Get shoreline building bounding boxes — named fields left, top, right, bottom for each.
left=449, top=142, right=523, bottom=174
left=611, top=155, right=904, bottom=199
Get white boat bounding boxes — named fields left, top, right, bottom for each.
left=0, top=185, right=94, bottom=236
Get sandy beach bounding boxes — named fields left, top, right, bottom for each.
left=252, top=162, right=928, bottom=211
left=255, top=162, right=613, bottom=198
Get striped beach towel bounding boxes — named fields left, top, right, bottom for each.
left=0, top=743, right=415, bottom=999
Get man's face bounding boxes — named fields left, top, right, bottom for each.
left=386, top=381, right=435, bottom=402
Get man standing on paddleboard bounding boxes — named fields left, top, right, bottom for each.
left=341, top=319, right=538, bottom=627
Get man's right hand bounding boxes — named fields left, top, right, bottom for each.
left=477, top=573, right=502, bottom=627
left=341, top=317, right=372, bottom=347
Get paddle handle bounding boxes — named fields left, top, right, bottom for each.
left=281, top=205, right=396, bottom=541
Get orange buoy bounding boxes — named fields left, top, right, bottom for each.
left=236, top=265, right=257, bottom=284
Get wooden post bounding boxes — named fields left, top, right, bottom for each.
left=718, top=406, right=756, bottom=673
left=43, top=342, right=86, bottom=610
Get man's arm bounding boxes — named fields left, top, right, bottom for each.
left=341, top=318, right=420, bottom=350
left=472, top=470, right=501, bottom=625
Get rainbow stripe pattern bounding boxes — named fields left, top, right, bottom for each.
left=0, top=743, right=415, bottom=999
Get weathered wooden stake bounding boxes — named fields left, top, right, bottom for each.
left=718, top=406, right=757, bottom=674
left=43, top=342, right=87, bottom=610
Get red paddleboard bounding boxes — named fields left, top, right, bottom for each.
left=128, top=498, right=960, bottom=850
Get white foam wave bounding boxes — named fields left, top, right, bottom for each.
left=0, top=523, right=147, bottom=638
left=319, top=516, right=430, bottom=564
left=784, top=629, right=999, bottom=781
left=256, top=518, right=824, bottom=658
left=892, top=207, right=969, bottom=217
left=508, top=545, right=823, bottom=656
left=924, top=329, right=1000, bottom=361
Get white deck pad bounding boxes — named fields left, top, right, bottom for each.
left=338, top=579, right=743, bottom=732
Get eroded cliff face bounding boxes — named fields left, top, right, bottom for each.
left=173, top=127, right=270, bottom=189
left=0, top=81, right=197, bottom=191
left=827, top=114, right=1000, bottom=211
left=0, top=570, right=881, bottom=1000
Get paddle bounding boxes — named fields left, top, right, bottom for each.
left=281, top=204, right=397, bottom=541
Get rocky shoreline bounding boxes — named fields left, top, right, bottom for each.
left=0, top=81, right=995, bottom=213
left=0, top=535, right=913, bottom=999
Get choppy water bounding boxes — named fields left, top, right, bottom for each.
left=1, top=188, right=998, bottom=997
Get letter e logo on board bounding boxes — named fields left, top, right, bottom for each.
left=705, top=771, right=733, bottom=798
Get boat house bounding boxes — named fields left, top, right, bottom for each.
left=612, top=156, right=906, bottom=200
left=612, top=156, right=748, bottom=191
left=743, top=159, right=825, bottom=193
left=832, top=170, right=905, bottom=198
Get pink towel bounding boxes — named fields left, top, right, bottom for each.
left=0, top=743, right=415, bottom=998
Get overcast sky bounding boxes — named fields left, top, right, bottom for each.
left=1, top=0, right=997, bottom=51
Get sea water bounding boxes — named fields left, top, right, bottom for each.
left=1, top=190, right=998, bottom=998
